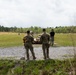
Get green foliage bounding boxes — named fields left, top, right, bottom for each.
left=14, top=66, right=23, bottom=74
left=0, top=60, right=15, bottom=75
left=0, top=25, right=76, bottom=33
left=54, top=26, right=76, bottom=33
left=0, top=59, right=75, bottom=75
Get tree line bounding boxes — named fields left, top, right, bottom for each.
left=0, top=25, right=76, bottom=33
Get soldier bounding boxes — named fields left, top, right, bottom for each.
left=40, top=29, right=50, bottom=59
left=23, top=30, right=36, bottom=60
left=50, top=29, right=55, bottom=46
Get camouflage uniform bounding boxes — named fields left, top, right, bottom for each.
left=40, top=29, right=50, bottom=59
left=23, top=32, right=36, bottom=60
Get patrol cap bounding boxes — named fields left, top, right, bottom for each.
left=27, top=30, right=30, bottom=34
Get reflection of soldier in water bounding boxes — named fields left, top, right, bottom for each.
left=23, top=30, right=36, bottom=60
left=50, top=29, right=55, bottom=46
left=40, top=29, right=50, bottom=59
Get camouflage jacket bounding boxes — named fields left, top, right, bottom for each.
left=40, top=33, right=50, bottom=44
left=23, top=35, right=34, bottom=44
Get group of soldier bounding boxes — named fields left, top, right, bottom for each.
left=23, top=28, right=55, bottom=60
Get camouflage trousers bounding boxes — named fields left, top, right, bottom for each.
left=42, top=43, right=49, bottom=59
left=24, top=43, right=36, bottom=60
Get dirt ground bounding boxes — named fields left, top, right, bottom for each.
left=0, top=45, right=76, bottom=60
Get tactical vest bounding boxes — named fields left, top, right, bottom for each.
left=23, top=35, right=33, bottom=43
left=40, top=33, right=50, bottom=44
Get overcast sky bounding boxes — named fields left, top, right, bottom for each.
left=0, top=0, right=76, bottom=28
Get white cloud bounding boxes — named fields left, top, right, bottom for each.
left=0, top=0, right=76, bottom=27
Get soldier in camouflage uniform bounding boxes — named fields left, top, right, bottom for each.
left=40, top=29, right=50, bottom=59
left=23, top=30, right=36, bottom=60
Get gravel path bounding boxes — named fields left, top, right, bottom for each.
left=0, top=46, right=76, bottom=60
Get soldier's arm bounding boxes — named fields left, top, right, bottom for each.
left=31, top=36, right=34, bottom=43
left=23, top=37, right=26, bottom=43
left=48, top=35, right=50, bottom=41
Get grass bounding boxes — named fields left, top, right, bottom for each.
left=55, top=33, right=76, bottom=46
left=0, top=32, right=76, bottom=75
left=0, top=32, right=76, bottom=47
left=0, top=32, right=24, bottom=47
left=0, top=59, right=75, bottom=75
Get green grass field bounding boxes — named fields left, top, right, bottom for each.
left=55, top=33, right=76, bottom=46
left=0, top=32, right=76, bottom=47
left=0, top=32, right=24, bottom=47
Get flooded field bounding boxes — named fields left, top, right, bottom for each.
left=0, top=46, right=76, bottom=60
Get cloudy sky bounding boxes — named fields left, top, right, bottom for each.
left=0, top=0, right=76, bottom=28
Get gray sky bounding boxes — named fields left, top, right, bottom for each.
left=0, top=0, right=76, bottom=28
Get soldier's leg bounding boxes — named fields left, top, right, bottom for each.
left=51, top=39, right=53, bottom=46
left=46, top=44, right=49, bottom=58
left=52, top=37, right=54, bottom=46
left=46, top=48, right=49, bottom=58
left=26, top=48, right=29, bottom=60
left=42, top=44, right=46, bottom=59
left=50, top=37, right=52, bottom=46
left=30, top=46, right=36, bottom=60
